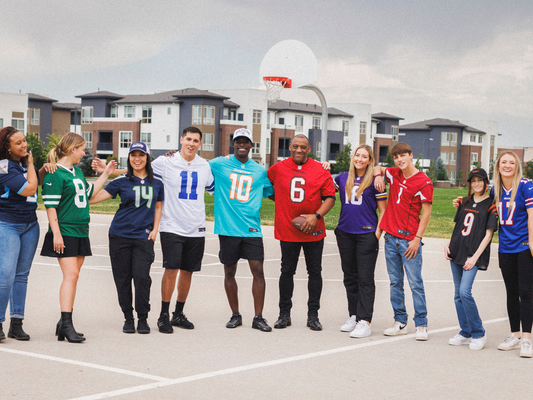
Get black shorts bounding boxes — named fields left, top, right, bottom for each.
left=160, top=232, right=205, bottom=272
left=40, top=232, right=92, bottom=258
left=218, top=235, right=264, bottom=266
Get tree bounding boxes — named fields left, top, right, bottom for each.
left=78, top=148, right=94, bottom=177
left=332, top=143, right=352, bottom=174
left=427, top=159, right=437, bottom=182
left=308, top=152, right=318, bottom=160
left=383, top=149, right=395, bottom=167
left=456, top=170, right=464, bottom=187
left=44, top=133, right=63, bottom=158
left=25, top=133, right=47, bottom=169
left=525, top=160, right=533, bottom=180
left=414, top=153, right=422, bottom=170
left=435, top=157, right=448, bottom=180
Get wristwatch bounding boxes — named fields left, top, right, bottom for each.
left=315, top=212, right=322, bottom=220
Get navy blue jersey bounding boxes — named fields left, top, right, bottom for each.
left=104, top=174, right=164, bottom=239
left=0, top=159, right=38, bottom=224
left=491, top=178, right=533, bottom=253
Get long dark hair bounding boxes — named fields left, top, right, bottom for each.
left=0, top=126, right=24, bottom=162
left=126, top=151, right=154, bottom=183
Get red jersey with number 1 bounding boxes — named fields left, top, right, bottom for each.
left=380, top=167, right=433, bottom=241
left=268, top=158, right=336, bottom=242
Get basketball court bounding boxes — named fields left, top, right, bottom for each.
left=1, top=210, right=530, bottom=399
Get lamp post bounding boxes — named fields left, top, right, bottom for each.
left=423, top=137, right=433, bottom=171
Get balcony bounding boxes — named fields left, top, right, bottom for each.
left=97, top=142, right=113, bottom=151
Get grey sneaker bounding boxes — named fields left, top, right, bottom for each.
left=415, top=326, right=428, bottom=341
left=384, top=321, right=407, bottom=336
left=520, top=338, right=533, bottom=358
left=498, top=333, right=521, bottom=351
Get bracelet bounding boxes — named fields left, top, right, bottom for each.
left=416, top=235, right=422, bottom=240
left=374, top=173, right=382, bottom=177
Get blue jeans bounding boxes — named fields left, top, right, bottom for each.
left=450, top=261, right=484, bottom=339
left=0, top=220, right=40, bottom=323
left=384, top=233, right=427, bottom=326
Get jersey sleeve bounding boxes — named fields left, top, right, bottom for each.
left=453, top=197, right=465, bottom=223
left=419, top=180, right=434, bottom=203
left=372, top=177, right=387, bottom=201
left=522, top=179, right=533, bottom=209
left=42, top=172, right=63, bottom=208
left=0, top=161, right=29, bottom=194
left=151, top=156, right=166, bottom=176
left=262, top=169, right=275, bottom=198
left=333, top=175, right=340, bottom=191
left=103, top=176, right=124, bottom=199
left=156, top=178, right=165, bottom=202
left=82, top=174, right=94, bottom=198
left=321, top=173, right=336, bottom=199
left=205, top=168, right=215, bottom=195
left=384, top=167, right=398, bottom=184
left=487, top=203, right=499, bottom=231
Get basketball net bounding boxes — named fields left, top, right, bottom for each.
left=264, top=79, right=285, bottom=104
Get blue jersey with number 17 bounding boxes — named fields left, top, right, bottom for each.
left=209, top=155, right=274, bottom=237
left=491, top=178, right=533, bottom=253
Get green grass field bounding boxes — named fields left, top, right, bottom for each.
left=38, top=187, right=493, bottom=240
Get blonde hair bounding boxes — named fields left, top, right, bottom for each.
left=346, top=144, right=375, bottom=201
left=493, top=151, right=522, bottom=207
left=47, top=132, right=86, bottom=163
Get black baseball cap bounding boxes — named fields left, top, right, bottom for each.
left=467, top=168, right=488, bottom=182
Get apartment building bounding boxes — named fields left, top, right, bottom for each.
left=0, top=92, right=28, bottom=134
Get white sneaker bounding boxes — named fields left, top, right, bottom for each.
left=498, top=333, right=521, bottom=351
left=383, top=321, right=407, bottom=336
left=449, top=334, right=472, bottom=346
left=469, top=336, right=487, bottom=350
left=340, top=315, right=357, bottom=332
left=520, top=339, right=533, bottom=358
left=415, top=326, right=428, bottom=341
left=350, top=320, right=371, bottom=338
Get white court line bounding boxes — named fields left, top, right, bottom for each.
left=70, top=317, right=509, bottom=400
left=0, top=347, right=169, bottom=382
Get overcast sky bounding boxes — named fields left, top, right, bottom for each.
left=2, top=0, right=532, bottom=147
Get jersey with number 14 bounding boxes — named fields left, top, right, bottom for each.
left=152, top=153, right=214, bottom=237
left=380, top=167, right=433, bottom=241
left=209, top=155, right=274, bottom=237
left=42, top=165, right=94, bottom=237
left=491, top=178, right=533, bottom=253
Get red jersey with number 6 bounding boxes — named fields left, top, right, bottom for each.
left=268, top=158, right=335, bottom=242
left=379, top=167, right=433, bottom=241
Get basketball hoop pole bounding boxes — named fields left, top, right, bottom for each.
left=300, top=84, right=328, bottom=163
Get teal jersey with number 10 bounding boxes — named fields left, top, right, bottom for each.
left=42, top=165, right=94, bottom=237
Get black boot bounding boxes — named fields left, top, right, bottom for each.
left=55, top=308, right=84, bottom=337
left=8, top=318, right=30, bottom=340
left=0, top=323, right=5, bottom=341
left=57, top=312, right=86, bottom=343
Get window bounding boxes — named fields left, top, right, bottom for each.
left=490, top=135, right=495, bottom=146
left=0, top=118, right=3, bottom=128
left=167, top=107, right=171, bottom=115
left=478, top=135, right=483, bottom=144
left=316, top=141, right=321, bottom=159
left=124, top=106, right=135, bottom=119
left=192, top=105, right=202, bottom=124
left=120, top=131, right=132, bottom=148
left=449, top=171, right=456, bottom=184
left=450, top=132, right=457, bottom=146
left=223, top=108, right=229, bottom=120
left=253, top=110, right=262, bottom=124
left=470, top=134, right=476, bottom=143
left=203, top=106, right=215, bottom=125
left=471, top=152, right=478, bottom=163
left=295, top=115, right=303, bottom=132
left=203, top=133, right=214, bottom=151
left=441, top=132, right=450, bottom=146
left=359, top=121, right=366, bottom=135
left=11, top=118, right=24, bottom=134
left=391, top=126, right=399, bottom=140
left=450, top=152, right=456, bottom=165
left=141, top=132, right=151, bottom=148
left=343, top=121, right=350, bottom=137
left=142, top=107, right=152, bottom=124
left=238, top=113, right=244, bottom=121
left=119, top=157, right=128, bottom=169
left=266, top=113, right=271, bottom=129
left=252, top=142, right=261, bottom=154
left=278, top=117, right=285, bottom=125
left=312, top=116, right=321, bottom=129
left=82, top=132, right=92, bottom=149
left=28, top=108, right=40, bottom=125
left=440, top=152, right=449, bottom=165
left=81, top=106, right=93, bottom=124
left=110, top=105, right=118, bottom=118
left=166, top=135, right=170, bottom=142
left=266, top=137, right=270, bottom=154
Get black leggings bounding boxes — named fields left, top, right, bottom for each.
left=499, top=249, right=533, bottom=334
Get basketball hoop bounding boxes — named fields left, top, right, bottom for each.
left=263, top=76, right=292, bottom=104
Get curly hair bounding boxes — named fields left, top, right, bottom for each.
left=0, top=126, right=21, bottom=160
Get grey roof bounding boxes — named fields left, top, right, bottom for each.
left=76, top=91, right=123, bottom=99
left=28, top=93, right=57, bottom=102
left=400, top=118, right=485, bottom=133
left=53, top=102, right=82, bottom=111
left=224, top=99, right=240, bottom=107
left=268, top=100, right=353, bottom=117
left=371, top=112, right=404, bottom=120
left=112, top=88, right=229, bottom=104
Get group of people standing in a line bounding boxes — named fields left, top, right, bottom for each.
left=0, top=125, right=531, bottom=359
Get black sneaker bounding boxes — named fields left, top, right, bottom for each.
left=252, top=316, right=272, bottom=332
left=0, top=323, right=5, bottom=341
left=307, top=316, right=322, bottom=331
left=157, top=313, right=174, bottom=334
left=274, top=314, right=291, bottom=329
left=226, top=313, right=242, bottom=329
left=171, top=312, right=194, bottom=329
left=123, top=318, right=135, bottom=334
left=137, top=318, right=150, bottom=334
